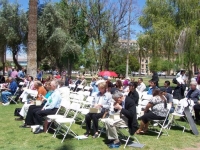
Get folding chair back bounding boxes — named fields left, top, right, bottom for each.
left=84, top=86, right=91, bottom=91
left=151, top=104, right=171, bottom=139
left=8, top=87, right=20, bottom=104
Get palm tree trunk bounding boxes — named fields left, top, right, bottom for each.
left=27, top=0, right=38, bottom=77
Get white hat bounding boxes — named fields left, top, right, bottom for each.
left=190, top=81, right=197, bottom=86
left=126, top=77, right=130, bottom=80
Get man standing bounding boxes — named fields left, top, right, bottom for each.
left=1, top=77, right=18, bottom=105
left=152, top=71, right=159, bottom=87
left=137, top=78, right=146, bottom=92
left=104, top=91, right=138, bottom=148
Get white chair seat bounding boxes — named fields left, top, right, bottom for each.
left=47, top=115, right=65, bottom=120
left=56, top=118, right=75, bottom=124
left=119, top=125, right=128, bottom=128
left=100, top=118, right=108, bottom=123
left=172, top=112, right=184, bottom=117
left=80, top=109, right=89, bottom=115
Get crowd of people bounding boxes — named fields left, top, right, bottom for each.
left=1, top=68, right=200, bottom=147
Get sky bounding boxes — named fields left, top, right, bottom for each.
left=7, top=0, right=146, bottom=58
left=8, top=0, right=146, bottom=39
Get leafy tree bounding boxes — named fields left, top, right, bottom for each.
left=0, top=0, right=27, bottom=70
left=129, top=55, right=140, bottom=71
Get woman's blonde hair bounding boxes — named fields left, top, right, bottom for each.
left=98, top=82, right=107, bottom=89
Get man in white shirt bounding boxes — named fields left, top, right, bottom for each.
left=137, top=78, right=146, bottom=92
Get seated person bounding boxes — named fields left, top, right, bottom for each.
left=173, top=77, right=186, bottom=100
left=16, top=82, right=50, bottom=121
left=186, top=81, right=200, bottom=104
left=73, top=76, right=81, bottom=91
left=20, top=80, right=61, bottom=134
left=90, top=76, right=99, bottom=95
left=137, top=78, right=146, bottom=92
left=141, top=80, right=158, bottom=107
left=104, top=91, right=138, bottom=147
left=128, top=82, right=139, bottom=105
left=164, top=80, right=173, bottom=94
left=160, top=87, right=174, bottom=113
left=115, top=80, right=123, bottom=91
left=84, top=82, right=112, bottom=138
left=136, top=89, right=168, bottom=134
left=0, top=72, right=5, bottom=83
left=1, top=77, right=18, bottom=106
left=147, top=80, right=158, bottom=95
left=16, top=81, right=47, bottom=120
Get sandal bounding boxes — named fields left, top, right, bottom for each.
left=92, top=133, right=99, bottom=138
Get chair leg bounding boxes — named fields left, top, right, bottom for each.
left=46, top=121, right=53, bottom=133
left=124, top=136, right=130, bottom=149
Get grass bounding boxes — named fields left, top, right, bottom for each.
left=1, top=103, right=200, bottom=150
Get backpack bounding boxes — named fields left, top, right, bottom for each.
left=14, top=108, right=21, bottom=116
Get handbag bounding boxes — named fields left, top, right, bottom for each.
left=89, top=108, right=101, bottom=113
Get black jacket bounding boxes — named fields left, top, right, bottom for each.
left=115, top=96, right=138, bottom=135
left=152, top=72, right=159, bottom=82
left=128, top=90, right=139, bottom=105
left=173, top=84, right=186, bottom=100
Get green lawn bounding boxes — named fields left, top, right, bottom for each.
left=1, top=104, right=200, bottom=150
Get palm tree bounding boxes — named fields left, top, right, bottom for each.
left=27, top=0, right=37, bottom=77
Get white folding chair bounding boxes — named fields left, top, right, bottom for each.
left=150, top=104, right=171, bottom=139
left=76, top=85, right=84, bottom=91
left=53, top=102, right=81, bottom=143
left=79, top=96, right=94, bottom=128
left=46, top=100, right=71, bottom=133
left=84, top=86, right=91, bottom=91
left=117, top=125, right=140, bottom=149
left=69, top=84, right=76, bottom=91
left=168, top=100, right=187, bottom=133
left=8, top=87, right=19, bottom=104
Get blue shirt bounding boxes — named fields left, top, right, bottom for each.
left=9, top=80, right=18, bottom=94
left=43, top=89, right=61, bottom=110
left=91, top=81, right=99, bottom=93
left=18, top=70, right=25, bottom=78
left=37, top=71, right=42, bottom=80
left=45, top=91, right=53, bottom=99
left=147, top=86, right=158, bottom=95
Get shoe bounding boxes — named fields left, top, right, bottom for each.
left=2, top=102, right=10, bottom=106
left=15, top=117, right=24, bottom=121
left=108, top=142, right=120, bottom=148
left=92, top=133, right=99, bottom=138
left=84, top=132, right=90, bottom=137
left=34, top=128, right=43, bottom=134
left=19, top=124, right=31, bottom=128
left=105, top=140, right=115, bottom=145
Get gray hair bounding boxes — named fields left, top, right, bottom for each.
left=51, top=80, right=58, bottom=88
left=34, top=81, right=43, bottom=87
left=112, top=90, right=123, bottom=100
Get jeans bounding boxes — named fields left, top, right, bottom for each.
left=1, top=91, right=12, bottom=103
